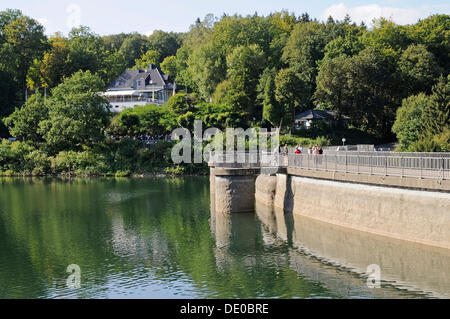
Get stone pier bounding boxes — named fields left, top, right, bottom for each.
left=210, top=168, right=259, bottom=213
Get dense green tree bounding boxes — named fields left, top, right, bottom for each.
left=118, top=33, right=150, bottom=68
left=393, top=76, right=449, bottom=152
left=274, top=68, right=307, bottom=131
left=185, top=13, right=284, bottom=102
left=265, top=11, right=298, bottom=69
left=160, top=56, right=177, bottom=79
left=224, top=44, right=265, bottom=117
left=0, top=41, right=17, bottom=76
left=109, top=104, right=176, bottom=137
left=257, top=68, right=284, bottom=127
left=66, top=26, right=105, bottom=75
left=0, top=11, right=47, bottom=135
left=0, top=70, right=18, bottom=137
left=211, top=14, right=273, bottom=58
left=3, top=98, right=49, bottom=143
left=315, top=47, right=398, bottom=138
left=350, top=47, right=399, bottom=138
left=134, top=49, right=160, bottom=69
left=315, top=55, right=352, bottom=118
left=194, top=102, right=248, bottom=129
left=0, top=9, right=22, bottom=36
left=423, top=75, right=450, bottom=135
left=407, top=14, right=450, bottom=72
left=98, top=50, right=127, bottom=86
left=282, top=20, right=344, bottom=107
left=136, top=105, right=176, bottom=135
left=362, top=18, right=411, bottom=53
left=3, top=14, right=48, bottom=97
left=174, top=46, right=197, bottom=92
left=263, top=72, right=282, bottom=127
left=40, top=34, right=70, bottom=88
left=188, top=41, right=226, bottom=99
left=26, top=59, right=45, bottom=96
left=39, top=71, right=110, bottom=154
left=63, top=27, right=128, bottom=85
left=147, top=30, right=182, bottom=61
left=398, top=44, right=442, bottom=94
left=212, top=80, right=231, bottom=105
left=392, top=94, right=429, bottom=151
left=174, top=15, right=215, bottom=92
left=109, top=111, right=140, bottom=136
left=407, top=129, right=450, bottom=152
left=322, top=26, right=366, bottom=62
left=166, top=93, right=198, bottom=115
left=0, top=8, right=22, bottom=76
left=102, top=33, right=131, bottom=52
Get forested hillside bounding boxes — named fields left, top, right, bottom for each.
left=0, top=9, right=448, bottom=176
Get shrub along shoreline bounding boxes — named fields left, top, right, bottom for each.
left=0, top=138, right=209, bottom=178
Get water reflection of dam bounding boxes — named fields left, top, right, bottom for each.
left=210, top=195, right=450, bottom=298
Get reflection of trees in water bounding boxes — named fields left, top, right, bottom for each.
left=0, top=178, right=118, bottom=298
left=2, top=176, right=438, bottom=299
left=0, top=177, right=206, bottom=298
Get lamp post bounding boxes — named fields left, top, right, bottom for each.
left=342, top=138, right=347, bottom=171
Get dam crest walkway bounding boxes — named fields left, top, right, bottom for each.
left=209, top=151, right=450, bottom=192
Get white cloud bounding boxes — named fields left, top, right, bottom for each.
left=322, top=3, right=427, bottom=25
left=145, top=30, right=154, bottom=37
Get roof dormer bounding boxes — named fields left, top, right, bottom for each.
left=136, top=77, right=146, bottom=89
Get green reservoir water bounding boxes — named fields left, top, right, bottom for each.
left=0, top=177, right=448, bottom=299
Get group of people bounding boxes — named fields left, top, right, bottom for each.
left=294, top=145, right=303, bottom=154
left=281, top=144, right=323, bottom=155
left=312, top=145, right=324, bottom=155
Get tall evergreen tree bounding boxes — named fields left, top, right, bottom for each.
left=424, top=75, right=450, bottom=135
left=262, top=72, right=284, bottom=127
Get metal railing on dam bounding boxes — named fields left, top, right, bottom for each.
left=209, top=151, right=450, bottom=180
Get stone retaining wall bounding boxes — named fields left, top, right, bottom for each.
left=255, top=173, right=450, bottom=250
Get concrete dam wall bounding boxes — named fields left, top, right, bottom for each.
left=254, top=202, right=450, bottom=299
left=255, top=174, right=450, bottom=250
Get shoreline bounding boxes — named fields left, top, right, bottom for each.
left=0, top=172, right=208, bottom=179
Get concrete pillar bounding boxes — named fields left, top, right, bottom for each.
left=255, top=174, right=277, bottom=207
left=214, top=175, right=256, bottom=213
left=210, top=167, right=259, bottom=213
left=209, top=174, right=216, bottom=234
left=215, top=210, right=232, bottom=248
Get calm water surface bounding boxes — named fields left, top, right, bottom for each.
left=0, top=177, right=448, bottom=299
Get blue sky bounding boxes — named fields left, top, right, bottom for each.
left=0, top=0, right=448, bottom=35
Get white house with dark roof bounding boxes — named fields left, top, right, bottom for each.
left=103, top=63, right=175, bottom=112
left=294, top=109, right=351, bottom=129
